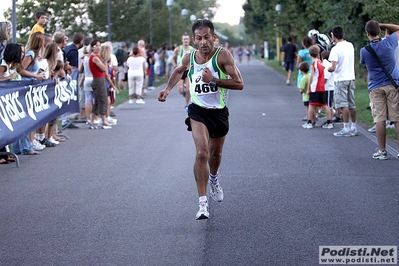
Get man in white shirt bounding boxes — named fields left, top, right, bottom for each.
left=328, top=26, right=357, bottom=137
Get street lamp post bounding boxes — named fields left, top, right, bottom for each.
left=275, top=4, right=282, bottom=63
left=150, top=0, right=153, bottom=44
left=181, top=9, right=188, bottom=34
left=166, top=0, right=174, bottom=46
left=190, top=15, right=196, bottom=35
left=107, top=0, right=111, bottom=41
left=12, top=0, right=16, bottom=43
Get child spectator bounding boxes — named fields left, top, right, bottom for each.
left=0, top=43, right=21, bottom=81
left=321, top=50, right=334, bottom=129
left=298, top=62, right=310, bottom=125
left=297, top=36, right=313, bottom=121
left=302, top=45, right=327, bottom=129
left=29, top=11, right=47, bottom=36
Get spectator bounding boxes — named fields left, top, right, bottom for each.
left=297, top=36, right=313, bottom=121
left=302, top=45, right=327, bottom=129
left=360, top=21, right=399, bottom=159
left=88, top=39, right=113, bottom=129
left=146, top=44, right=155, bottom=91
left=321, top=50, right=335, bottom=129
left=328, top=26, right=357, bottom=137
left=126, top=46, right=146, bottom=104
left=298, top=62, right=310, bottom=125
left=115, top=41, right=129, bottom=90
left=29, top=11, right=47, bottom=37
left=100, top=43, right=118, bottom=125
left=38, top=42, right=64, bottom=145
left=79, top=43, right=94, bottom=124
left=165, top=45, right=174, bottom=79
left=0, top=43, right=22, bottom=163
left=0, top=21, right=12, bottom=61
left=281, top=36, right=297, bottom=85
left=64, top=32, right=84, bottom=120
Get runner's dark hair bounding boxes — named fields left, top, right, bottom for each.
left=192, top=19, right=214, bottom=35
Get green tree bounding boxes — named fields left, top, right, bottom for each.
left=5, top=0, right=218, bottom=48
left=88, top=0, right=217, bottom=47
left=5, top=0, right=93, bottom=44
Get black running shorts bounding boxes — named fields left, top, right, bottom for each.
left=185, top=103, right=229, bottom=138
left=181, top=69, right=189, bottom=80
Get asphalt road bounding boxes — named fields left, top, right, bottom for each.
left=1, top=57, right=398, bottom=266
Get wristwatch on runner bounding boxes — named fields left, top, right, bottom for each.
left=209, top=77, right=216, bottom=88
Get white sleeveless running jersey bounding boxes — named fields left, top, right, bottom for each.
left=187, top=47, right=229, bottom=109
left=178, top=45, right=194, bottom=65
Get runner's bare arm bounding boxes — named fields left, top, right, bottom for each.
left=172, top=46, right=180, bottom=68
left=158, top=53, right=191, bottom=102
left=202, top=49, right=243, bottom=90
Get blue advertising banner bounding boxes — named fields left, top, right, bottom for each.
left=0, top=70, right=79, bottom=148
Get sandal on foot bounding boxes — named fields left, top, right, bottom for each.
left=7, top=157, right=16, bottom=162
left=23, top=150, right=41, bottom=155
left=0, top=158, right=10, bottom=164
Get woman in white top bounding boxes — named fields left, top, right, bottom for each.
left=126, top=46, right=146, bottom=104
left=37, top=42, right=62, bottom=145
left=79, top=45, right=94, bottom=122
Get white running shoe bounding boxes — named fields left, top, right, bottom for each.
left=209, top=180, right=224, bottom=202
left=368, top=124, right=376, bottom=133
left=350, top=128, right=359, bottom=136
left=48, top=137, right=60, bottom=145
left=372, top=149, right=388, bottom=160
left=196, top=201, right=209, bottom=220
left=128, top=99, right=134, bottom=104
left=136, top=99, right=145, bottom=104
left=106, top=117, right=117, bottom=125
left=32, top=140, right=45, bottom=151
left=302, top=122, right=313, bottom=129
left=322, top=123, right=334, bottom=129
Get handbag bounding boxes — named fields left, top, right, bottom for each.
left=365, top=45, right=399, bottom=89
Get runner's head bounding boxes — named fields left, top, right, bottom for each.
left=192, top=19, right=215, bottom=36
left=192, top=19, right=216, bottom=55
left=182, top=33, right=190, bottom=46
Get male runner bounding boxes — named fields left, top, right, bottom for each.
left=158, top=19, right=244, bottom=220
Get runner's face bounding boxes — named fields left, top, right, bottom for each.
left=193, top=27, right=215, bottom=55
left=182, top=35, right=190, bottom=46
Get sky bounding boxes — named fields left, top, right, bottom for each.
left=0, top=1, right=11, bottom=20
left=213, top=0, right=246, bottom=25
left=1, top=0, right=246, bottom=25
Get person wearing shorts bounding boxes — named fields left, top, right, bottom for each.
left=158, top=19, right=244, bottom=220
left=172, top=34, right=195, bottom=111
left=302, top=45, right=327, bottom=129
left=328, top=26, right=357, bottom=137
left=281, top=36, right=297, bottom=85
left=361, top=20, right=399, bottom=159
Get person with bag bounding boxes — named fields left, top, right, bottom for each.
left=360, top=20, right=399, bottom=160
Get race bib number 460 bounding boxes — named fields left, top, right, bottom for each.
left=194, top=83, right=218, bottom=95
